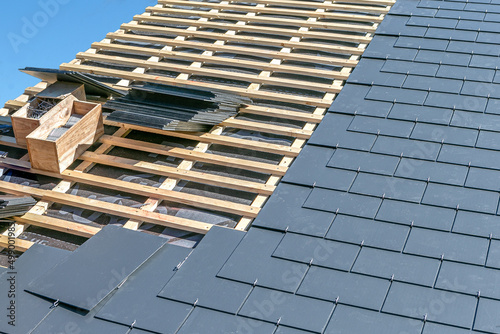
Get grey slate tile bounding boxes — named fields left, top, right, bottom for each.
left=27, top=225, right=166, bottom=311
left=303, top=187, right=382, bottom=218
left=485, top=98, right=500, bottom=115
left=240, top=287, right=334, bottom=333
left=328, top=84, right=393, bottom=118
left=275, top=327, right=314, bottom=334
left=390, top=0, right=437, bottom=16
left=404, top=227, right=489, bottom=265
left=408, top=16, right=458, bottom=28
left=465, top=2, right=500, bottom=13
left=422, top=323, right=473, bottom=334
left=470, top=55, right=500, bottom=69
left=273, top=232, right=359, bottom=271
left=451, top=111, right=500, bottom=131
left=347, top=58, right=406, bottom=87
left=363, top=36, right=418, bottom=61
left=324, top=305, right=423, bottom=334
left=283, top=145, right=356, bottom=190
left=218, top=228, right=308, bottom=293
left=297, top=267, right=390, bottom=310
left=377, top=15, right=426, bottom=37
left=350, top=173, right=427, bottom=203
left=326, top=215, right=410, bottom=251
left=466, top=167, right=500, bottom=192
left=352, top=247, right=440, bottom=287
left=307, top=113, right=376, bottom=151
left=461, top=81, right=500, bottom=99
left=376, top=199, right=456, bottom=230
left=447, top=40, right=500, bottom=56
left=410, top=123, right=478, bottom=147
left=383, top=282, right=477, bottom=328
left=348, top=115, right=414, bottom=138
left=96, top=244, right=193, bottom=333
left=327, top=148, right=400, bottom=176
left=252, top=183, right=335, bottom=237
left=395, top=158, right=468, bottom=186
left=388, top=103, right=453, bottom=125
left=425, top=92, right=487, bottom=112
left=366, top=86, right=428, bottom=105
left=371, top=136, right=441, bottom=161
left=484, top=12, right=500, bottom=22
left=158, top=227, right=250, bottom=314
left=436, top=261, right=500, bottom=299
left=425, top=27, right=478, bottom=41
left=453, top=210, right=500, bottom=239
left=422, top=183, right=499, bottom=214
left=419, top=0, right=465, bottom=10
left=381, top=59, right=439, bottom=77
left=177, top=307, right=275, bottom=334
left=474, top=299, right=500, bottom=333
left=415, top=50, right=471, bottom=66
left=395, top=36, right=449, bottom=51
left=436, top=64, right=495, bottom=82
left=456, top=19, right=500, bottom=32
left=477, top=31, right=500, bottom=44
left=486, top=240, right=500, bottom=269
left=436, top=8, right=485, bottom=20
left=403, top=75, right=463, bottom=94
left=438, top=144, right=500, bottom=169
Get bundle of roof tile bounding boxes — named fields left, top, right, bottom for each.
left=0, top=196, right=36, bottom=219
left=104, top=84, right=252, bottom=132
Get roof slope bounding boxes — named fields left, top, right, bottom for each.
left=5, top=0, right=500, bottom=332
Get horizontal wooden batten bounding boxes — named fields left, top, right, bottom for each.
left=0, top=235, right=32, bottom=253
left=14, top=213, right=100, bottom=239
left=239, top=105, right=323, bottom=123
left=221, top=118, right=314, bottom=139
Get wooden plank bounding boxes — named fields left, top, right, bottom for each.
left=239, top=105, right=323, bottom=123
left=221, top=118, right=313, bottom=138
left=0, top=235, right=33, bottom=253
left=0, top=180, right=212, bottom=234
left=5, top=100, right=27, bottom=109
left=106, top=32, right=358, bottom=67
left=80, top=151, right=275, bottom=195
left=60, top=63, right=333, bottom=107
left=231, top=0, right=395, bottom=7
left=14, top=213, right=100, bottom=239
left=124, top=22, right=365, bottom=55
left=98, top=135, right=286, bottom=176
left=90, top=42, right=350, bottom=80
left=76, top=52, right=342, bottom=93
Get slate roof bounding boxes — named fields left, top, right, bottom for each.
left=5, top=0, right=500, bottom=332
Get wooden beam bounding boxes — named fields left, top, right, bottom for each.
left=14, top=213, right=100, bottom=239
left=221, top=118, right=313, bottom=139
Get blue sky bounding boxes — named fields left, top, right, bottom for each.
left=0, top=0, right=156, bottom=104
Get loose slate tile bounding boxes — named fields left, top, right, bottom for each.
left=404, top=227, right=488, bottom=265
left=283, top=145, right=356, bottom=191
left=253, top=183, right=335, bottom=237
left=415, top=50, right=471, bottom=66
left=350, top=173, right=427, bottom=203
left=425, top=92, right=487, bottom=112
left=422, top=323, right=473, bottom=334
left=347, top=115, right=414, bottom=138
left=403, top=75, right=463, bottom=94
left=383, top=282, right=477, bottom=328
left=466, top=167, right=500, bottom=192
left=218, top=228, right=308, bottom=293
left=474, top=299, right=500, bottom=333
left=240, top=287, right=334, bottom=333
left=303, top=187, right=382, bottom=218
left=470, top=55, right=500, bottom=69
left=422, top=183, right=499, bottom=214
left=297, top=267, right=390, bottom=310
left=96, top=244, right=193, bottom=333
left=436, top=64, right=495, bottom=82
left=307, top=113, right=376, bottom=151
left=0, top=244, right=70, bottom=334
left=425, top=27, right=478, bottom=42
left=381, top=59, right=439, bottom=77
left=352, top=247, right=440, bottom=287
left=408, top=16, right=458, bottom=28
left=451, top=111, right=500, bottom=131
left=273, top=232, right=359, bottom=271
left=436, top=261, right=500, bottom=299
left=447, top=40, right=500, bottom=56
left=436, top=9, right=485, bottom=21
left=486, top=240, right=500, bottom=269
left=347, top=58, right=406, bottom=87
left=177, top=307, right=275, bottom=334
left=453, top=210, right=500, bottom=239
left=388, top=103, right=453, bottom=125
left=324, top=305, right=423, bottom=334
left=27, top=225, right=167, bottom=311
left=371, top=136, right=441, bottom=161
left=395, top=158, right=468, bottom=186
left=410, top=123, right=478, bottom=147
left=376, top=199, right=456, bottom=230
left=158, top=227, right=251, bottom=314
left=395, top=36, right=449, bottom=51
left=327, top=148, right=400, bottom=176
left=363, top=36, right=418, bottom=61
left=366, top=86, right=428, bottom=105
left=329, top=84, right=393, bottom=118
left=476, top=130, right=500, bottom=150
left=438, top=144, right=500, bottom=169
left=326, top=215, right=409, bottom=251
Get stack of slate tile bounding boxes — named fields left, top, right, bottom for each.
left=0, top=196, right=36, bottom=219
left=104, top=84, right=252, bottom=132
